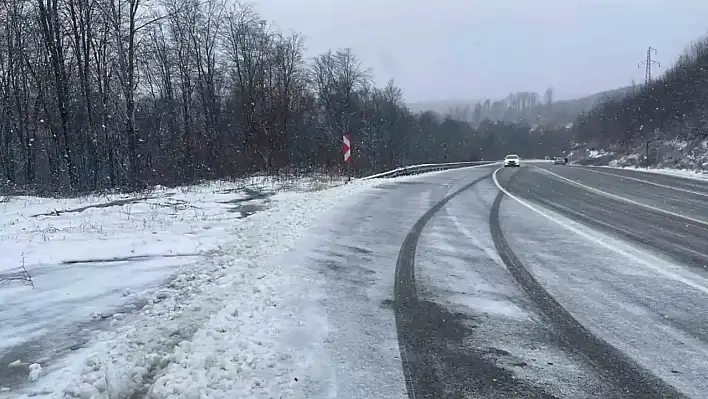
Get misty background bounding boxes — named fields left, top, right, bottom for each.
left=256, top=0, right=708, bottom=100
left=1, top=0, right=708, bottom=195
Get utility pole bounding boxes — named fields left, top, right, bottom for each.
left=638, top=47, right=660, bottom=84
left=638, top=48, right=659, bottom=170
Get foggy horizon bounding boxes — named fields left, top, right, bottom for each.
left=255, top=0, right=708, bottom=102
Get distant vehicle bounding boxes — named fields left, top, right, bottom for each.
left=503, top=154, right=521, bottom=167
left=553, top=157, right=567, bottom=165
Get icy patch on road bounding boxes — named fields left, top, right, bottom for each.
left=0, top=176, right=381, bottom=398
left=455, top=296, right=528, bottom=320
left=415, top=178, right=527, bottom=321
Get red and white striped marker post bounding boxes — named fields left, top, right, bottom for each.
left=343, top=135, right=352, bottom=182
left=343, top=135, right=352, bottom=163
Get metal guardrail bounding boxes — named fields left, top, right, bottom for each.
left=361, top=161, right=498, bottom=180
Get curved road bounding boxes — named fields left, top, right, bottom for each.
left=306, top=162, right=708, bottom=398
left=387, top=162, right=708, bottom=398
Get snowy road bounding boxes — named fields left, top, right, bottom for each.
left=5, top=164, right=708, bottom=398
left=391, top=163, right=708, bottom=398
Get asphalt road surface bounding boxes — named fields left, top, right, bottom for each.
left=383, top=162, right=708, bottom=398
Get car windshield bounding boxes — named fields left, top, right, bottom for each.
left=506, top=155, right=519, bottom=159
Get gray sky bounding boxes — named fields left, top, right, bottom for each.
left=254, top=0, right=708, bottom=102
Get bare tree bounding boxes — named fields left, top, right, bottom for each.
left=37, top=0, right=78, bottom=188
left=0, top=0, right=566, bottom=194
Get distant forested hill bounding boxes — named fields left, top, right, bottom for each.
left=407, top=85, right=634, bottom=128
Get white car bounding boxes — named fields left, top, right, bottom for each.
left=503, top=154, right=521, bottom=167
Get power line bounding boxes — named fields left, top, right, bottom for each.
left=638, top=46, right=660, bottom=84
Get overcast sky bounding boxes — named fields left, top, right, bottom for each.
left=254, top=0, right=708, bottom=102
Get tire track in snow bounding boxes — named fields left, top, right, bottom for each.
left=490, top=167, right=686, bottom=399
left=393, top=168, right=554, bottom=398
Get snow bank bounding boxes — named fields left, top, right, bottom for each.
left=575, top=139, right=708, bottom=174
left=602, top=165, right=708, bottom=181
left=587, top=149, right=614, bottom=159
left=0, top=176, right=380, bottom=398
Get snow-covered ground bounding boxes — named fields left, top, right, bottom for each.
left=597, top=165, right=708, bottom=181
left=572, top=139, right=708, bottom=179
left=586, top=149, right=614, bottom=159
left=0, top=174, right=386, bottom=398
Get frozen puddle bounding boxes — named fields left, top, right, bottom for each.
left=220, top=186, right=276, bottom=218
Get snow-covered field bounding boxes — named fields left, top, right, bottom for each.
left=0, top=175, right=383, bottom=398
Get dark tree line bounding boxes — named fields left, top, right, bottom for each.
left=574, top=35, right=708, bottom=150
left=0, top=0, right=569, bottom=195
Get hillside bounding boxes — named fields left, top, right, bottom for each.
left=407, top=86, right=634, bottom=128
left=572, top=36, right=708, bottom=171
